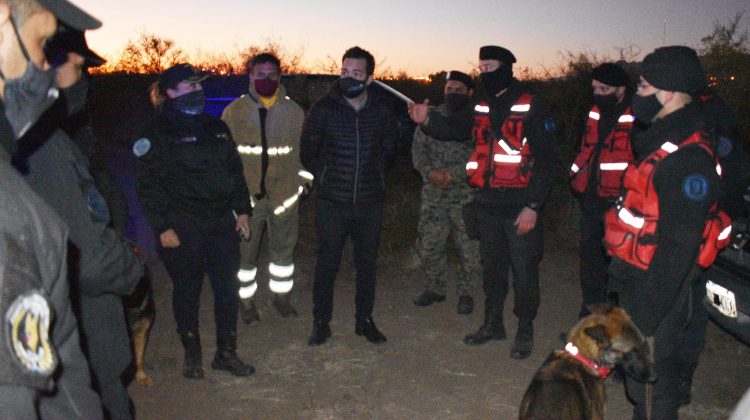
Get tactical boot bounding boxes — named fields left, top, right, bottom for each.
left=464, top=306, right=505, bottom=345
left=179, top=331, right=204, bottom=379
left=510, top=319, right=534, bottom=359
left=307, top=320, right=332, bottom=346
left=355, top=317, right=387, bottom=344
left=272, top=293, right=298, bottom=318
left=412, top=290, right=446, bottom=306
left=211, top=332, right=255, bottom=377
left=457, top=295, right=474, bottom=315
left=240, top=298, right=260, bottom=325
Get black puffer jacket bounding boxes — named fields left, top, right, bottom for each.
left=301, top=84, right=397, bottom=204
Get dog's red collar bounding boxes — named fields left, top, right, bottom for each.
left=564, top=342, right=612, bottom=379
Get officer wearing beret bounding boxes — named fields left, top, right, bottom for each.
left=569, top=63, right=634, bottom=318
left=136, top=64, right=254, bottom=379
left=410, top=70, right=481, bottom=315
left=604, top=46, right=727, bottom=419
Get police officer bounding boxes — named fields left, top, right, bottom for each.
left=0, top=0, right=103, bottom=417
left=463, top=46, right=556, bottom=359
left=569, top=63, right=633, bottom=317
left=604, top=46, right=729, bottom=419
left=136, top=64, right=254, bottom=379
left=409, top=70, right=480, bottom=314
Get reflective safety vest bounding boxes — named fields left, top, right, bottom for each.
left=570, top=105, right=635, bottom=198
left=604, top=132, right=732, bottom=270
left=466, top=93, right=534, bottom=189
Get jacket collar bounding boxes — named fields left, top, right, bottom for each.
left=632, top=101, right=705, bottom=159
left=564, top=342, right=612, bottom=379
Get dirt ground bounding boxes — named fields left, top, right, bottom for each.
left=127, top=187, right=750, bottom=420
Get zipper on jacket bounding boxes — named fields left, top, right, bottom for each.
left=353, top=114, right=360, bottom=204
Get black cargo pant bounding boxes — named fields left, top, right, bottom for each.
left=313, top=199, right=383, bottom=324
left=476, top=203, right=542, bottom=323
left=157, top=214, right=240, bottom=336
left=579, top=195, right=614, bottom=316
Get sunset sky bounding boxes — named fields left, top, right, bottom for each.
left=74, top=0, right=747, bottom=75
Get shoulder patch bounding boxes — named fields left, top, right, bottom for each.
left=683, top=173, right=709, bottom=201
left=133, top=138, right=151, bottom=157
left=717, top=136, right=733, bottom=158
left=5, top=291, right=56, bottom=375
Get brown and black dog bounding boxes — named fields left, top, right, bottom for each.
left=123, top=250, right=156, bottom=386
left=519, top=304, right=656, bottom=420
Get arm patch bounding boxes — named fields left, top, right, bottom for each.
left=683, top=173, right=709, bottom=201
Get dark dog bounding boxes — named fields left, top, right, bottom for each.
left=519, top=304, right=656, bottom=420
left=123, top=253, right=156, bottom=386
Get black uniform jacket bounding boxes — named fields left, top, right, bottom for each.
left=300, top=84, right=398, bottom=205
left=135, top=106, right=251, bottom=234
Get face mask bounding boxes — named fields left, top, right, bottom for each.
left=3, top=61, right=58, bottom=138
left=631, top=92, right=663, bottom=123
left=171, top=90, right=205, bottom=115
left=444, top=93, right=470, bottom=111
left=480, top=65, right=513, bottom=96
left=253, top=78, right=278, bottom=97
left=63, top=74, right=89, bottom=116
left=593, top=93, right=618, bottom=113
left=339, top=77, right=367, bottom=98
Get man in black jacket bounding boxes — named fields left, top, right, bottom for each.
left=301, top=46, right=397, bottom=346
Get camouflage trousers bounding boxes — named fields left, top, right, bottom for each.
left=417, top=199, right=481, bottom=296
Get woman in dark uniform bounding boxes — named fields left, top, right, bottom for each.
left=135, top=64, right=253, bottom=379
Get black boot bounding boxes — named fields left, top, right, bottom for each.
left=413, top=290, right=446, bottom=306
left=355, top=317, right=387, bottom=344
left=457, top=295, right=474, bottom=315
left=510, top=319, right=534, bottom=359
left=180, top=331, right=204, bottom=379
left=464, top=306, right=505, bottom=345
left=211, top=332, right=255, bottom=377
left=308, top=320, right=332, bottom=346
left=272, top=293, right=298, bottom=317
left=240, top=298, right=261, bottom=325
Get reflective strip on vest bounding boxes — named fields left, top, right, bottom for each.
left=269, top=278, right=294, bottom=294
left=589, top=111, right=601, bottom=121
left=498, top=139, right=520, bottom=155
left=298, top=170, right=314, bottom=181
left=510, top=104, right=531, bottom=112
left=718, top=225, right=732, bottom=241
left=466, top=161, right=479, bottom=170
left=571, top=163, right=580, bottom=173
left=599, top=162, right=629, bottom=171
left=268, top=146, right=293, bottom=156
left=661, top=142, right=679, bottom=153
left=716, top=164, right=722, bottom=177
left=475, top=104, right=490, bottom=113
left=618, top=114, right=635, bottom=123
left=273, top=186, right=305, bottom=215
left=239, top=281, right=258, bottom=299
left=269, top=262, right=294, bottom=279
left=618, top=207, right=645, bottom=229
left=238, top=145, right=263, bottom=155
left=494, top=154, right=523, bottom=163
left=238, top=268, right=257, bottom=282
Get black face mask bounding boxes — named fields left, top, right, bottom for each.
left=339, top=77, right=367, bottom=98
left=444, top=93, right=470, bottom=111
left=480, top=65, right=513, bottom=96
left=171, top=90, right=205, bottom=115
left=593, top=93, right=618, bottom=113
left=631, top=92, right=663, bottom=123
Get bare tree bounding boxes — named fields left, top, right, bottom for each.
left=237, top=39, right=308, bottom=74
left=111, top=31, right=186, bottom=74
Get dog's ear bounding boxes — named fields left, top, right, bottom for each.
left=587, top=303, right=614, bottom=315
left=584, top=324, right=612, bottom=348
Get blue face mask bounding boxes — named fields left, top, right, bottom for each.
left=171, top=90, right=205, bottom=115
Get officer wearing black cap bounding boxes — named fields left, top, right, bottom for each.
left=410, top=70, right=481, bottom=315
left=461, top=45, right=556, bottom=359
left=569, top=63, right=634, bottom=318
left=136, top=63, right=254, bottom=379
left=0, top=0, right=106, bottom=418
left=604, top=46, right=728, bottom=420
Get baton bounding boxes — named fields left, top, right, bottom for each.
left=373, top=80, right=415, bottom=105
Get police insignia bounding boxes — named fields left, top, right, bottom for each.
left=683, top=174, right=709, bottom=201
left=5, top=291, right=56, bottom=375
left=133, top=138, right=151, bottom=157
left=717, top=136, right=733, bottom=157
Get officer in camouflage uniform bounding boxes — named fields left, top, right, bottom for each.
left=411, top=71, right=480, bottom=314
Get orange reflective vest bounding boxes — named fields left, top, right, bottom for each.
left=604, top=131, right=732, bottom=270
left=466, top=93, right=534, bottom=189
left=570, top=105, right=634, bottom=198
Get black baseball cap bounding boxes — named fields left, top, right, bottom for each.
left=158, top=64, right=210, bottom=91
left=37, top=0, right=101, bottom=31
left=44, top=23, right=105, bottom=67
